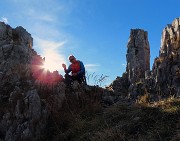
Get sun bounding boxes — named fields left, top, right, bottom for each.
left=42, top=60, right=56, bottom=72
left=40, top=52, right=66, bottom=73
left=41, top=58, right=64, bottom=73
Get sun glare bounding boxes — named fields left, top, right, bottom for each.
left=42, top=60, right=56, bottom=72
left=42, top=61, right=51, bottom=71
left=41, top=58, right=64, bottom=73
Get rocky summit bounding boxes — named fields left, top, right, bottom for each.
left=0, top=18, right=180, bottom=141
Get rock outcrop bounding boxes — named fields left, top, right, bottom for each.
left=0, top=22, right=35, bottom=100
left=106, top=72, right=129, bottom=105
left=0, top=22, right=67, bottom=141
left=126, top=29, right=150, bottom=84
left=152, top=18, right=180, bottom=97
left=110, top=17, right=180, bottom=100
left=109, top=29, right=150, bottom=99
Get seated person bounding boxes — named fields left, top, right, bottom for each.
left=62, top=55, right=86, bottom=85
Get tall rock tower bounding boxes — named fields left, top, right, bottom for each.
left=126, top=29, right=150, bottom=84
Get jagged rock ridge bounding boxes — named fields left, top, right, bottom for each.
left=152, top=18, right=180, bottom=96
left=109, top=17, right=180, bottom=100
left=0, top=22, right=35, bottom=97
left=0, top=22, right=67, bottom=141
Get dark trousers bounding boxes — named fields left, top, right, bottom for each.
left=65, top=73, right=87, bottom=86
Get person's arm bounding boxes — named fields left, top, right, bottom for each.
left=62, top=64, right=71, bottom=74
left=77, top=61, right=85, bottom=75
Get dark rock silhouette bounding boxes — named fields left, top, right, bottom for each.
left=0, top=22, right=66, bottom=141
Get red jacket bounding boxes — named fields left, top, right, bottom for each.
left=70, top=61, right=81, bottom=73
left=65, top=60, right=85, bottom=75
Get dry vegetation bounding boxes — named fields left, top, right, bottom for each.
left=41, top=89, right=180, bottom=141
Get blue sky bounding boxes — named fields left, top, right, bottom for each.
left=0, top=0, right=179, bottom=86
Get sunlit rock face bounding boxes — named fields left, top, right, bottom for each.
left=126, top=29, right=150, bottom=84
left=152, top=17, right=180, bottom=96
left=160, top=18, right=180, bottom=56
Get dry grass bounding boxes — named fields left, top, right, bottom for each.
left=42, top=90, right=180, bottom=141
left=86, top=72, right=109, bottom=87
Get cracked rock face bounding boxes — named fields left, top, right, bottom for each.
left=160, top=18, right=180, bottom=56
left=0, top=22, right=36, bottom=98
left=0, top=22, right=45, bottom=141
left=152, top=17, right=180, bottom=96
left=0, top=22, right=66, bottom=141
left=126, top=29, right=150, bottom=84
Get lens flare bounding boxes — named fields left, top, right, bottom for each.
left=42, top=61, right=51, bottom=71
left=31, top=55, right=63, bottom=85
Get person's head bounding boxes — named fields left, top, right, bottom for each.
left=68, top=55, right=76, bottom=63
